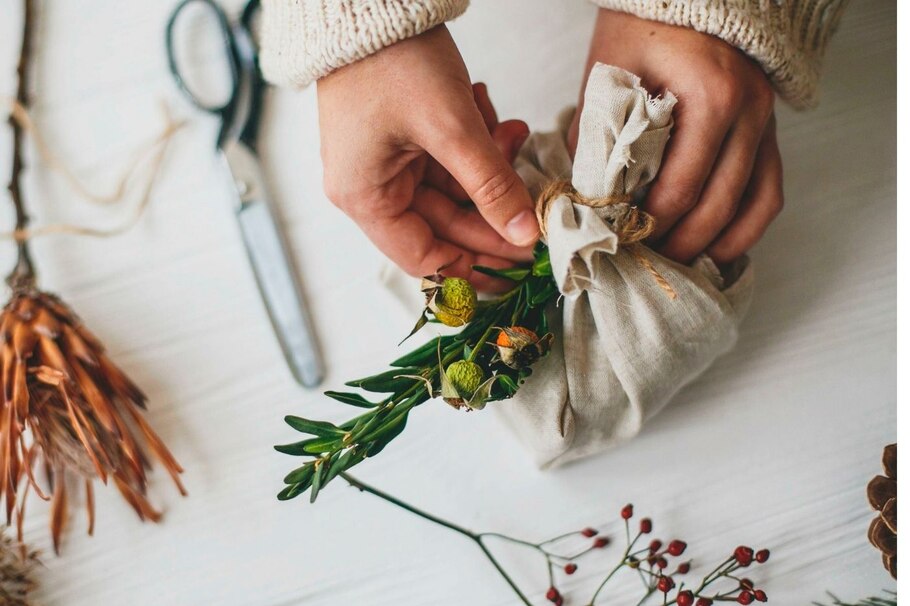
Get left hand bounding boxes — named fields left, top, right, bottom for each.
left=569, top=10, right=784, bottom=266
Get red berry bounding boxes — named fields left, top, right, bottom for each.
left=737, top=591, right=754, bottom=605
left=755, top=549, right=770, bottom=563
left=734, top=546, right=754, bottom=567
left=640, top=518, right=653, bottom=534
left=696, top=599, right=714, bottom=606
left=668, top=540, right=687, bottom=556
left=554, top=598, right=563, bottom=606
left=546, top=587, right=559, bottom=602
left=564, top=563, right=577, bottom=575
left=593, top=536, right=610, bottom=548
left=581, top=527, right=598, bottom=538
left=649, top=539, right=663, bottom=553
left=657, top=576, right=675, bottom=593
left=754, top=590, right=768, bottom=602
left=676, top=562, right=691, bottom=574
left=622, top=504, right=634, bottom=519
left=656, top=557, right=668, bottom=569
left=676, top=590, right=695, bottom=606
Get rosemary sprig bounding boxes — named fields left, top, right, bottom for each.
left=277, top=243, right=558, bottom=502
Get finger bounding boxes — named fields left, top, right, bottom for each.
left=424, top=119, right=529, bottom=202
left=707, top=121, right=784, bottom=264
left=658, top=111, right=767, bottom=263
left=644, top=106, right=732, bottom=240
left=412, top=186, right=534, bottom=261
left=358, top=208, right=516, bottom=292
left=424, top=117, right=539, bottom=246
left=473, top=83, right=498, bottom=131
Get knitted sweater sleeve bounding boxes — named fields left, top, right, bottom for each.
left=259, top=0, right=469, bottom=88
left=260, top=0, right=847, bottom=108
left=590, top=0, right=849, bottom=108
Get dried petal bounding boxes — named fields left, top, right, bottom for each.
left=883, top=443, right=897, bottom=479
left=881, top=498, right=897, bottom=533
left=868, top=516, right=896, bottom=556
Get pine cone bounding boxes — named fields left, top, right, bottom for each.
left=0, top=288, right=186, bottom=553
left=0, top=527, right=38, bottom=605
left=867, top=443, right=896, bottom=578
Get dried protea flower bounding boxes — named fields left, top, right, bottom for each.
left=495, top=326, right=554, bottom=370
left=421, top=275, right=476, bottom=327
left=0, top=287, right=185, bottom=553
left=867, top=443, right=896, bottom=578
left=0, top=527, right=38, bottom=605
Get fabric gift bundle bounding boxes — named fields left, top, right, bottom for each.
left=497, top=64, right=754, bottom=468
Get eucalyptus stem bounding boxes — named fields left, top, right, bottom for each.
left=6, top=0, right=36, bottom=290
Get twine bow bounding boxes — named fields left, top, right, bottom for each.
left=535, top=179, right=677, bottom=299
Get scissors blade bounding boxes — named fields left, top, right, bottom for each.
left=222, top=141, right=324, bottom=387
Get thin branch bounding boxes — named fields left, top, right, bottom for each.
left=339, top=472, right=534, bottom=606
left=6, top=0, right=36, bottom=289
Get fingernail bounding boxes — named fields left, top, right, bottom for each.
left=505, top=209, right=540, bottom=245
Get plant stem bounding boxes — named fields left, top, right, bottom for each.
left=340, top=472, right=534, bottom=606
left=6, top=0, right=36, bottom=290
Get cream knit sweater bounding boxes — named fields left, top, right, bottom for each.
left=260, top=0, right=848, bottom=108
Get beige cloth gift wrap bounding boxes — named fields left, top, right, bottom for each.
left=499, top=64, right=754, bottom=468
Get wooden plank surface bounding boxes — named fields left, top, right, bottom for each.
left=0, top=1, right=896, bottom=604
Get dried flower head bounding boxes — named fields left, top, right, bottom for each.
left=495, top=326, right=553, bottom=370
left=422, top=275, right=477, bottom=327
left=441, top=359, right=493, bottom=410
left=0, top=288, right=185, bottom=553
left=0, top=527, right=38, bottom=606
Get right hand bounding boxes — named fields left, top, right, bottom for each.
left=316, top=26, right=538, bottom=292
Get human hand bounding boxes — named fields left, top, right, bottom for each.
left=569, top=10, right=784, bottom=266
left=317, top=26, right=538, bottom=292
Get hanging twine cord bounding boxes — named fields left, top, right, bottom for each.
left=2, top=98, right=184, bottom=243
left=535, top=178, right=677, bottom=300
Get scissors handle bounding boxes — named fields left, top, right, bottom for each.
left=165, top=0, right=239, bottom=114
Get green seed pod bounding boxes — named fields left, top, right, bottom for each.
left=444, top=360, right=484, bottom=401
left=432, top=277, right=476, bottom=327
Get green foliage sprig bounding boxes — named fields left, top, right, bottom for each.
left=276, top=244, right=559, bottom=502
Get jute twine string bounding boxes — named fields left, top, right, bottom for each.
left=3, top=97, right=184, bottom=243
left=535, top=179, right=677, bottom=299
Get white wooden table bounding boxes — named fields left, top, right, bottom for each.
left=0, top=2, right=896, bottom=604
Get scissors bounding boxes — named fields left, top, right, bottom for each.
left=166, top=0, right=324, bottom=387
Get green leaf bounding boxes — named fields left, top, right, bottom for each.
left=310, top=460, right=325, bottom=503
left=530, top=284, right=556, bottom=306
left=284, top=415, right=345, bottom=437
left=391, top=337, right=447, bottom=367
left=497, top=374, right=519, bottom=396
left=399, top=312, right=429, bottom=345
left=277, top=481, right=309, bottom=501
left=283, top=463, right=315, bottom=485
left=274, top=439, right=316, bottom=456
left=324, top=391, right=377, bottom=408
left=532, top=247, right=552, bottom=276
left=366, top=415, right=408, bottom=457
left=472, top=265, right=530, bottom=282
left=301, top=437, right=339, bottom=454
left=346, top=368, right=422, bottom=393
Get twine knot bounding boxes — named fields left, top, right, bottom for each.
left=534, top=179, right=655, bottom=243
left=534, top=178, right=677, bottom=300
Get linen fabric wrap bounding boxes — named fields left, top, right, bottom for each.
left=498, top=63, right=754, bottom=468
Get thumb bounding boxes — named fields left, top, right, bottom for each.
left=426, top=117, right=539, bottom=246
